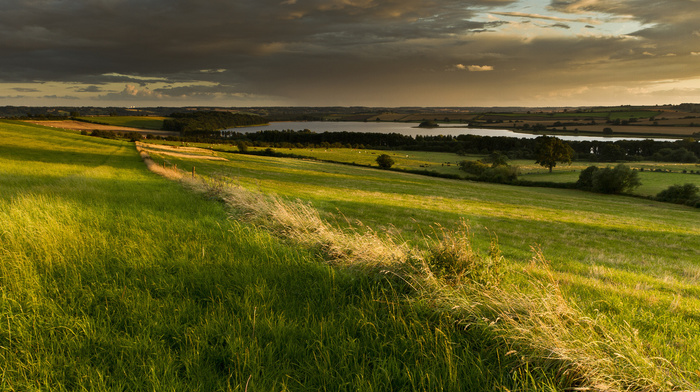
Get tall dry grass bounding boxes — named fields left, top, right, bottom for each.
left=137, top=144, right=697, bottom=391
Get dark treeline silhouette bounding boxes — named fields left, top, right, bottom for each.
left=220, top=130, right=699, bottom=163
left=162, top=111, right=268, bottom=136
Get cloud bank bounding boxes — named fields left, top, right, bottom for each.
left=1, top=0, right=699, bottom=106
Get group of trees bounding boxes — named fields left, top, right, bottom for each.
left=220, top=129, right=700, bottom=164
left=162, top=111, right=267, bottom=136
left=576, top=165, right=641, bottom=194
left=655, top=184, right=700, bottom=207
left=81, top=129, right=143, bottom=141
left=459, top=151, right=519, bottom=184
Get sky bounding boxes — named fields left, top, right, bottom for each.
left=1, top=0, right=700, bottom=108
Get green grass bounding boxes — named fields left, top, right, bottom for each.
left=139, top=142, right=700, bottom=387
left=249, top=146, right=700, bottom=197
left=5, top=120, right=699, bottom=390
left=522, top=162, right=700, bottom=196
left=75, top=116, right=166, bottom=130
left=1, top=120, right=576, bottom=390
left=224, top=145, right=700, bottom=198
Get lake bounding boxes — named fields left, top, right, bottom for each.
left=224, top=121, right=677, bottom=142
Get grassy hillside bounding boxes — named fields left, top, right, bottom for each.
left=3, top=120, right=699, bottom=390
left=0, top=121, right=573, bottom=390
left=139, top=141, right=700, bottom=388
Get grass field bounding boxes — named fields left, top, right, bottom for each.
left=0, top=121, right=575, bottom=390
left=75, top=116, right=167, bottom=130
left=139, top=141, right=700, bottom=387
left=163, top=142, right=700, bottom=198
left=4, top=120, right=700, bottom=390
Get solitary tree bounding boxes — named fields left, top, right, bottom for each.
left=534, top=136, right=574, bottom=173
left=376, top=154, right=395, bottom=169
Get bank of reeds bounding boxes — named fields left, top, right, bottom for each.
left=137, top=144, right=696, bottom=391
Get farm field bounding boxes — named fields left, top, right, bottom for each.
left=157, top=141, right=700, bottom=198
left=3, top=119, right=700, bottom=390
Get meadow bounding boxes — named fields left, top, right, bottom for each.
left=0, top=120, right=571, bottom=390
left=152, top=142, right=700, bottom=197
left=3, top=120, right=700, bottom=390
left=139, top=141, right=700, bottom=388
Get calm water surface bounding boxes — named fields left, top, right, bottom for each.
left=225, top=121, right=676, bottom=142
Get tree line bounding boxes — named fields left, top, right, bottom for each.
left=218, top=129, right=699, bottom=163
left=162, top=111, right=268, bottom=136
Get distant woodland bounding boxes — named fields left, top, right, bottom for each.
left=161, top=111, right=267, bottom=136
left=228, top=130, right=699, bottom=163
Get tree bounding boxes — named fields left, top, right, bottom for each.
left=236, top=140, right=249, bottom=153
left=534, top=136, right=574, bottom=172
left=376, top=154, right=395, bottom=169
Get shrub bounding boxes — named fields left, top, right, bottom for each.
left=376, top=154, right=395, bottom=169
left=458, top=160, right=488, bottom=176
left=576, top=166, right=599, bottom=190
left=577, top=164, right=641, bottom=194
left=478, top=165, right=519, bottom=183
left=592, top=164, right=641, bottom=194
left=656, top=183, right=700, bottom=206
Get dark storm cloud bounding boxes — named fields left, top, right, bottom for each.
left=2, top=0, right=699, bottom=105
left=0, top=0, right=516, bottom=83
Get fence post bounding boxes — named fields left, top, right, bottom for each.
left=192, top=166, right=196, bottom=178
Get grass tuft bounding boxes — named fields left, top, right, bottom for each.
left=424, top=221, right=504, bottom=286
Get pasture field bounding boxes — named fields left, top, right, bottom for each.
left=75, top=115, right=167, bottom=130
left=139, top=141, right=700, bottom=388
left=161, top=141, right=700, bottom=198
left=0, top=120, right=577, bottom=391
